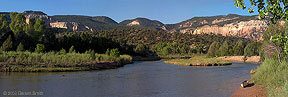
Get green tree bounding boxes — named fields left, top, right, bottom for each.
left=16, top=42, right=24, bottom=52
left=25, top=18, right=36, bottom=37
left=90, top=50, right=96, bottom=59
left=9, top=12, right=25, bottom=38
left=234, top=0, right=288, bottom=22
left=1, top=35, right=13, bottom=51
left=207, top=41, right=220, bottom=57
left=244, top=42, right=260, bottom=57
left=59, top=48, right=66, bottom=54
left=33, top=18, right=45, bottom=41
left=69, top=45, right=76, bottom=53
left=35, top=44, right=45, bottom=53
left=105, top=48, right=110, bottom=55
left=217, top=40, right=230, bottom=56
left=0, top=14, right=9, bottom=33
left=134, top=44, right=146, bottom=56
left=233, top=40, right=244, bottom=56
left=110, top=48, right=120, bottom=57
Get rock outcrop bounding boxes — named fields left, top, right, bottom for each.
left=50, top=21, right=92, bottom=31
left=167, top=14, right=271, bottom=40
left=24, top=11, right=51, bottom=26
left=191, top=20, right=269, bottom=40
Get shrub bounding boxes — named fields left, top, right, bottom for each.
left=16, top=42, right=24, bottom=52
left=1, top=35, right=13, bottom=51
left=69, top=45, right=76, bottom=53
left=59, top=48, right=66, bottom=55
left=110, top=48, right=120, bottom=57
left=34, top=44, right=45, bottom=53
left=105, top=48, right=110, bottom=55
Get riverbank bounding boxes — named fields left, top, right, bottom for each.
left=164, top=56, right=232, bottom=66
left=218, top=56, right=260, bottom=63
left=231, top=84, right=267, bottom=97
left=132, top=56, right=161, bottom=61
left=0, top=51, right=132, bottom=72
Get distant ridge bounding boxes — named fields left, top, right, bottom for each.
left=0, top=11, right=270, bottom=40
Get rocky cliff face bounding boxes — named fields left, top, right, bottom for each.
left=24, top=11, right=51, bottom=26
left=167, top=14, right=270, bottom=40
left=24, top=11, right=93, bottom=31
left=50, top=21, right=92, bottom=31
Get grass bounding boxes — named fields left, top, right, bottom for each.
left=160, top=54, right=194, bottom=59
left=252, top=59, right=288, bottom=97
left=164, top=55, right=232, bottom=66
left=0, top=51, right=132, bottom=72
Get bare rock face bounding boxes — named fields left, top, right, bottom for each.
left=24, top=11, right=51, bottom=26
left=169, top=14, right=271, bottom=40
left=50, top=21, right=92, bottom=31
left=24, top=11, right=95, bottom=31
left=192, top=20, right=269, bottom=40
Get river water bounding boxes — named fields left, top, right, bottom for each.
left=0, top=61, right=258, bottom=97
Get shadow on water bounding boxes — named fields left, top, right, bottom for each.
left=0, top=61, right=259, bottom=97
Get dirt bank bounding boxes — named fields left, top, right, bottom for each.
left=231, top=84, right=267, bottom=97
left=218, top=56, right=260, bottom=63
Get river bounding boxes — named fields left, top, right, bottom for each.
left=0, top=61, right=258, bottom=97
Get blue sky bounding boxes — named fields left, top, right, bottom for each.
left=1, top=0, right=257, bottom=24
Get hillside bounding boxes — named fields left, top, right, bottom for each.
left=165, top=14, right=268, bottom=40
left=50, top=15, right=125, bottom=30
left=0, top=11, right=271, bottom=40
left=119, top=18, right=166, bottom=30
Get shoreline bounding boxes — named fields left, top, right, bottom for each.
left=0, top=61, right=133, bottom=72
left=231, top=84, right=267, bottom=97
left=164, top=56, right=232, bottom=66
left=218, top=56, right=260, bottom=63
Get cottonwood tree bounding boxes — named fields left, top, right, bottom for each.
left=234, top=0, right=288, bottom=22
left=207, top=41, right=220, bottom=57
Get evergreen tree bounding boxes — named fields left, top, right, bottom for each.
left=207, top=41, right=220, bottom=57
left=233, top=40, right=244, bottom=56
left=90, top=50, right=96, bottom=59
left=105, top=48, right=110, bottom=55
left=59, top=48, right=66, bottom=54
left=1, top=35, right=13, bottom=51
left=16, top=42, right=24, bottom=52
left=69, top=45, right=76, bottom=53
left=0, top=14, right=9, bottom=33
left=9, top=12, right=25, bottom=38
left=35, top=44, right=45, bottom=53
left=33, top=18, right=45, bottom=41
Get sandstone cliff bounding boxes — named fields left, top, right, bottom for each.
left=20, top=11, right=272, bottom=40
left=50, top=21, right=92, bottom=31
left=167, top=14, right=270, bottom=40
